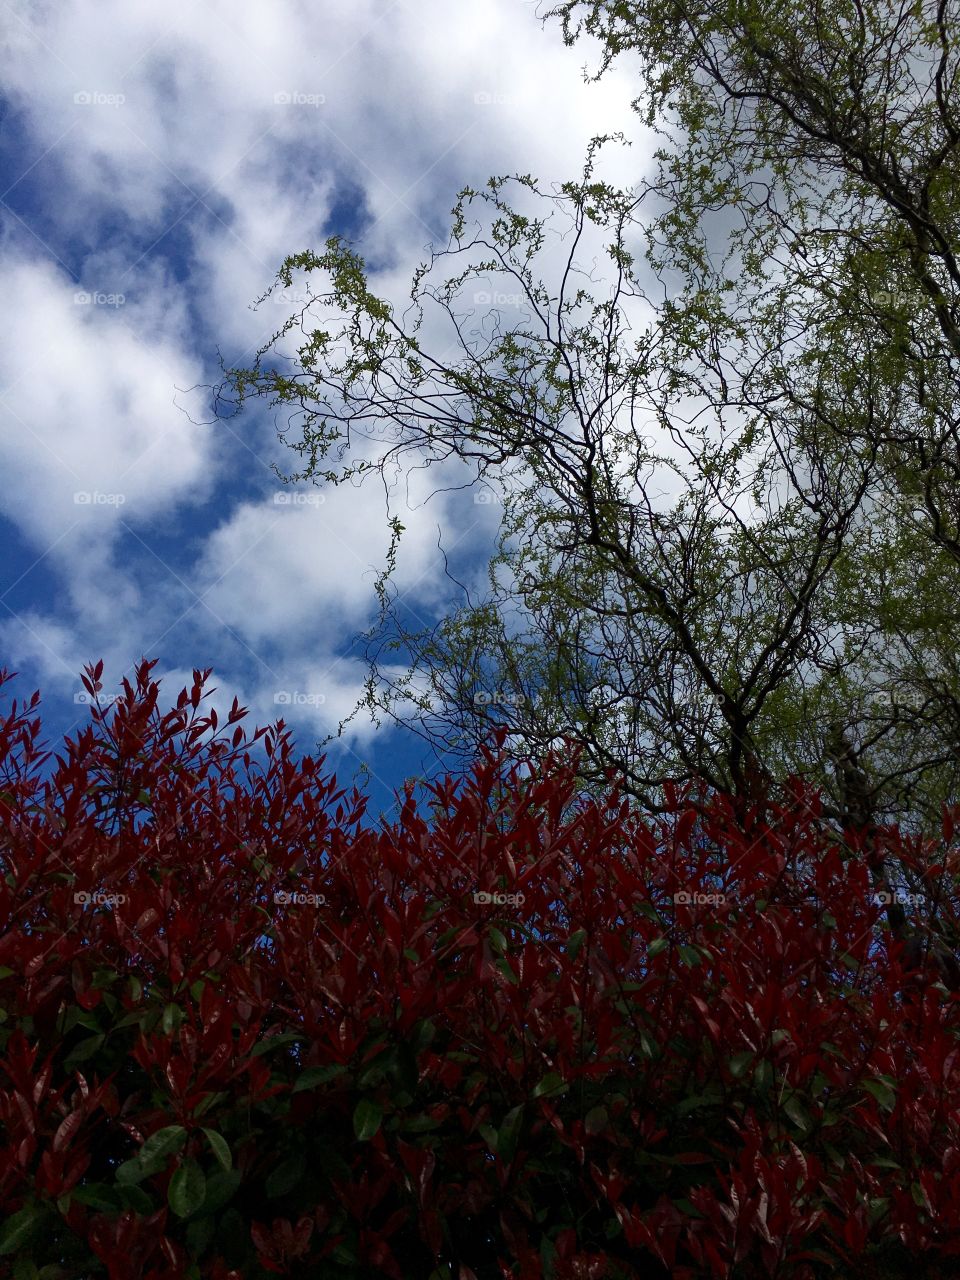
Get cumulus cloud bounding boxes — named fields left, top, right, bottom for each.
left=0, top=0, right=650, bottom=807
left=0, top=253, right=210, bottom=546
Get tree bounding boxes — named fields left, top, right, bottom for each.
left=217, top=106, right=960, bottom=851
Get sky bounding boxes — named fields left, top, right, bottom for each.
left=0, top=0, right=651, bottom=832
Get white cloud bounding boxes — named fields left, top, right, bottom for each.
left=0, top=0, right=653, bottom=786
left=0, top=254, right=210, bottom=549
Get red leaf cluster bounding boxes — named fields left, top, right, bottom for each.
left=0, top=660, right=958, bottom=1278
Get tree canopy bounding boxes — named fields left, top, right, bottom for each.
left=216, top=0, right=960, bottom=841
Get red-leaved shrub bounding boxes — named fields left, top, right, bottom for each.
left=1, top=659, right=959, bottom=1279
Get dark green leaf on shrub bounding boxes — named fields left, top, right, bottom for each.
left=353, top=1098, right=383, bottom=1141
left=266, top=1152, right=306, bottom=1197
left=169, top=1159, right=206, bottom=1218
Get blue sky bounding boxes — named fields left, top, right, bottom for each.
left=0, top=0, right=649, bottom=831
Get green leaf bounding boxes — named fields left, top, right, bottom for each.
left=70, top=1183, right=122, bottom=1210
left=117, top=1183, right=154, bottom=1214
left=584, top=1105, right=608, bottom=1134
left=531, top=1072, right=567, bottom=1099
left=252, top=1031, right=304, bottom=1058
left=353, top=1098, right=383, bottom=1141
left=412, top=1019, right=436, bottom=1053
left=116, top=1157, right=157, bottom=1185
left=782, top=1094, right=811, bottom=1132
left=192, top=1091, right=229, bottom=1117
left=752, top=1059, right=773, bottom=1091
left=198, top=1168, right=241, bottom=1215
left=140, top=1124, right=188, bottom=1166
left=13, top=1259, right=39, bottom=1280
left=488, top=926, right=508, bottom=955
left=862, top=1078, right=897, bottom=1111
left=671, top=1198, right=703, bottom=1218
left=494, top=956, right=519, bottom=985
left=673, top=1092, right=721, bottom=1116
left=647, top=936, right=669, bottom=958
left=161, top=1003, right=182, bottom=1035
left=186, top=1215, right=216, bottom=1257
left=0, top=1205, right=46, bottom=1255
left=678, top=945, right=702, bottom=967
left=498, top=1104, right=524, bottom=1165
left=292, top=1063, right=347, bottom=1092
left=266, top=1153, right=306, bottom=1198
left=638, top=1030, right=659, bottom=1059
left=911, top=1181, right=932, bottom=1212
left=201, top=1128, right=232, bottom=1172
left=168, top=1159, right=206, bottom=1218
left=566, top=928, right=588, bottom=960
left=728, top=1050, right=754, bottom=1078
left=401, top=1112, right=443, bottom=1132
left=63, top=1032, right=105, bottom=1067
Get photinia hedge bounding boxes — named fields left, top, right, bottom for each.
left=0, top=659, right=959, bottom=1279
